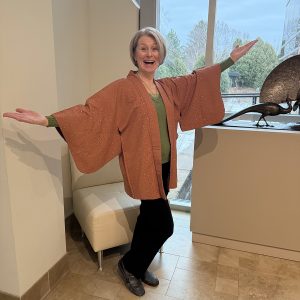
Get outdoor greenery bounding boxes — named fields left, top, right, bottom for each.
left=156, top=20, right=279, bottom=93
left=157, top=29, right=188, bottom=77
left=230, top=38, right=279, bottom=89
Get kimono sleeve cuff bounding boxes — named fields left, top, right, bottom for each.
left=220, top=57, right=234, bottom=72
left=46, top=115, right=59, bottom=127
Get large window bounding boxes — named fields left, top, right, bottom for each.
left=215, top=0, right=286, bottom=112
left=158, top=0, right=289, bottom=207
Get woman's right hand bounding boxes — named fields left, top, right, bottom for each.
left=3, top=108, right=48, bottom=126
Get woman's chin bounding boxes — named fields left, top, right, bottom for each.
left=139, top=67, right=158, bottom=75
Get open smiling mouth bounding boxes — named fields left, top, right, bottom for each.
left=144, top=60, right=155, bottom=65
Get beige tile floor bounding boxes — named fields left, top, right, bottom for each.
left=45, top=211, right=300, bottom=300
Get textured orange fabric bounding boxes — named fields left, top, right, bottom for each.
left=53, top=65, right=224, bottom=200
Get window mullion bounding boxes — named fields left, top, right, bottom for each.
left=205, top=0, right=217, bottom=66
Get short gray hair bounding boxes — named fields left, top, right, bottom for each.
left=129, top=27, right=167, bottom=67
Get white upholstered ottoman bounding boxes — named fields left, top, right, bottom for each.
left=70, top=156, right=140, bottom=270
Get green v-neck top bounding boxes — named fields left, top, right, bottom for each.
left=150, top=93, right=170, bottom=163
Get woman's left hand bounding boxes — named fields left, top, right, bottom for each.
left=230, top=39, right=258, bottom=62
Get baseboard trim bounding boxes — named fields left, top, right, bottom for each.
left=192, top=233, right=300, bottom=261
left=0, top=290, right=18, bottom=300
left=170, top=199, right=191, bottom=212
left=0, top=254, right=69, bottom=300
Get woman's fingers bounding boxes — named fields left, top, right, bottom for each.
left=242, top=40, right=258, bottom=52
left=16, top=108, right=31, bottom=113
left=3, top=111, right=33, bottom=123
left=231, top=39, right=258, bottom=62
left=244, top=39, right=258, bottom=50
left=3, top=112, right=17, bottom=118
left=3, top=110, right=47, bottom=126
left=3, top=112, right=24, bottom=121
left=237, top=39, right=257, bottom=48
left=3, top=108, right=31, bottom=118
left=3, top=111, right=28, bottom=119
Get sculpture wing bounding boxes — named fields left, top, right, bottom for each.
left=260, top=55, right=300, bottom=103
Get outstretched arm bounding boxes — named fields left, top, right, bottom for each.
left=199, top=40, right=258, bottom=73
left=219, top=39, right=258, bottom=72
left=3, top=108, right=48, bottom=126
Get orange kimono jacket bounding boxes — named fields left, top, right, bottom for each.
left=53, top=64, right=224, bottom=200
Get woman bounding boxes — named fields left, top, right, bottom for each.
left=3, top=27, right=256, bottom=297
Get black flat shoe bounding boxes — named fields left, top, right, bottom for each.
left=141, top=270, right=159, bottom=287
left=117, top=259, right=145, bottom=296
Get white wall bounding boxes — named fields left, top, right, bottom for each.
left=0, top=101, right=19, bottom=295
left=0, top=0, right=139, bottom=296
left=0, top=2, right=20, bottom=294
left=89, top=0, right=139, bottom=92
left=52, top=0, right=90, bottom=217
left=0, top=0, right=65, bottom=295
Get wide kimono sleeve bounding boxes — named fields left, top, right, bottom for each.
left=157, top=64, right=225, bottom=131
left=53, top=81, right=122, bottom=174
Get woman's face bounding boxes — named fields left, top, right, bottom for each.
left=135, top=35, right=160, bottom=76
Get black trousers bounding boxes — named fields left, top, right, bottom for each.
left=122, top=162, right=174, bottom=278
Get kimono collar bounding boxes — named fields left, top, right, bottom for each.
left=127, top=70, right=157, bottom=86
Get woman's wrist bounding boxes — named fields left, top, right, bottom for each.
left=42, top=117, right=49, bottom=127
left=220, top=57, right=234, bottom=72
left=45, top=115, right=58, bottom=127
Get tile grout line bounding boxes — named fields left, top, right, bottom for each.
left=40, top=272, right=51, bottom=300
left=164, top=254, right=180, bottom=297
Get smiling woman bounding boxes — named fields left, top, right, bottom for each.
left=2, top=25, right=256, bottom=297
left=133, top=36, right=161, bottom=91
left=128, top=27, right=166, bottom=96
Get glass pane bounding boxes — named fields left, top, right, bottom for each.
left=158, top=0, right=209, bottom=206
left=280, top=0, right=300, bottom=60
left=159, top=0, right=209, bottom=76
left=215, top=0, right=287, bottom=112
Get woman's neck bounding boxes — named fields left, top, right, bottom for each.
left=136, top=71, right=155, bottom=84
left=136, top=71, right=159, bottom=96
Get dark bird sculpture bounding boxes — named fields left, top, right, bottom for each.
left=217, top=54, right=300, bottom=127
left=218, top=98, right=293, bottom=127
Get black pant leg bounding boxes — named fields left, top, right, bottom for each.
left=122, top=199, right=174, bottom=278
left=122, top=162, right=173, bottom=278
